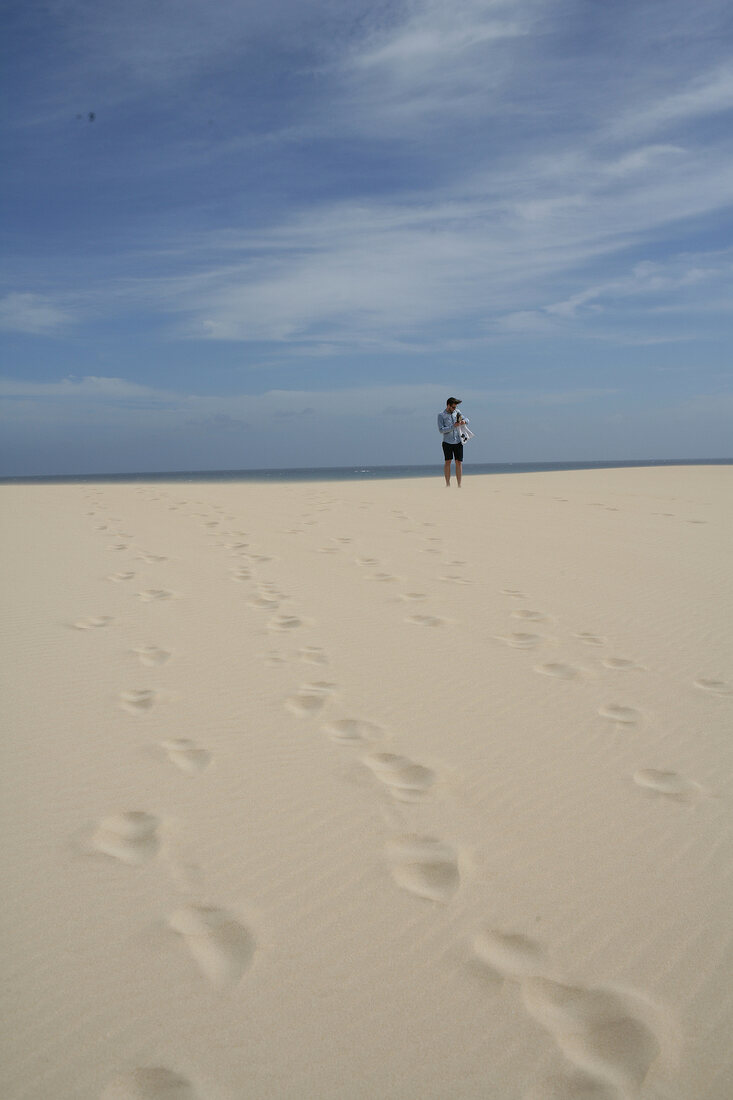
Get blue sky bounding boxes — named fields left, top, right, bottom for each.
left=2, top=0, right=732, bottom=475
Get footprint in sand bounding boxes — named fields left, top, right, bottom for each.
left=473, top=929, right=552, bottom=983
left=406, top=614, right=444, bottom=627
left=299, top=646, right=328, bottom=664
left=398, top=592, right=428, bottom=602
left=502, top=589, right=527, bottom=598
left=231, top=569, right=252, bottom=582
left=535, top=663, right=582, bottom=680
left=512, top=609, right=550, bottom=622
left=323, top=718, right=385, bottom=745
left=72, top=615, right=113, bottom=630
left=137, top=589, right=175, bottom=602
left=92, top=812, right=160, bottom=864
left=161, top=738, right=212, bottom=775
left=108, top=571, right=135, bottom=582
left=168, top=905, right=255, bottom=989
left=264, top=652, right=287, bottom=666
left=137, top=553, right=168, bottom=563
left=602, top=657, right=641, bottom=671
left=497, top=633, right=543, bottom=649
left=633, top=768, right=704, bottom=800
left=249, top=596, right=280, bottom=609
left=520, top=978, right=664, bottom=1095
left=363, top=752, right=436, bottom=802
left=133, top=645, right=171, bottom=667
left=386, top=835, right=460, bottom=903
left=439, top=574, right=470, bottom=584
left=368, top=572, right=398, bottom=582
left=101, top=1066, right=199, bottom=1099
left=269, top=614, right=303, bottom=632
left=260, top=582, right=286, bottom=598
left=107, top=543, right=129, bottom=551
left=355, top=557, right=379, bottom=566
left=574, top=633, right=606, bottom=647
left=598, top=703, right=641, bottom=724
left=120, top=689, right=157, bottom=714
left=286, top=682, right=337, bottom=716
left=694, top=678, right=732, bottom=696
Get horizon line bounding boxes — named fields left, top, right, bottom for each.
left=2, top=457, right=732, bottom=485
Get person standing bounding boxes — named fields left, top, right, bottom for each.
left=437, top=397, right=469, bottom=487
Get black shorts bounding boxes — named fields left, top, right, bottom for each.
left=442, top=441, right=464, bottom=461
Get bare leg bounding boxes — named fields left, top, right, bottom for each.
left=444, top=460, right=452, bottom=486
left=455, top=460, right=462, bottom=487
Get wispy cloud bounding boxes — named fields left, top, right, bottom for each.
left=0, top=374, right=179, bottom=407
left=610, top=65, right=733, bottom=140
left=542, top=251, right=733, bottom=319
left=334, top=0, right=538, bottom=135
left=0, top=293, right=75, bottom=335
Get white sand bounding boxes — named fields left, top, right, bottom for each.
left=1, top=466, right=732, bottom=1099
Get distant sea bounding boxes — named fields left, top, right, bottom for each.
left=2, top=458, right=731, bottom=485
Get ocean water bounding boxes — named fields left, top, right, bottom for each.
left=1, top=458, right=731, bottom=485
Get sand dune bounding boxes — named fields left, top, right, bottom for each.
left=1, top=466, right=732, bottom=1098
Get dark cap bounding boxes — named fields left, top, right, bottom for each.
left=447, top=397, right=461, bottom=405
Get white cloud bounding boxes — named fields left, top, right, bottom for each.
left=0, top=293, right=74, bottom=335
left=543, top=251, right=733, bottom=319
left=0, top=375, right=174, bottom=402
left=611, top=65, right=733, bottom=140
left=329, top=0, right=543, bottom=138
left=351, top=0, right=529, bottom=72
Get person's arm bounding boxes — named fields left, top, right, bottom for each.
left=438, top=412, right=453, bottom=435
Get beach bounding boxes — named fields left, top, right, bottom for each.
left=1, top=465, right=732, bottom=1099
